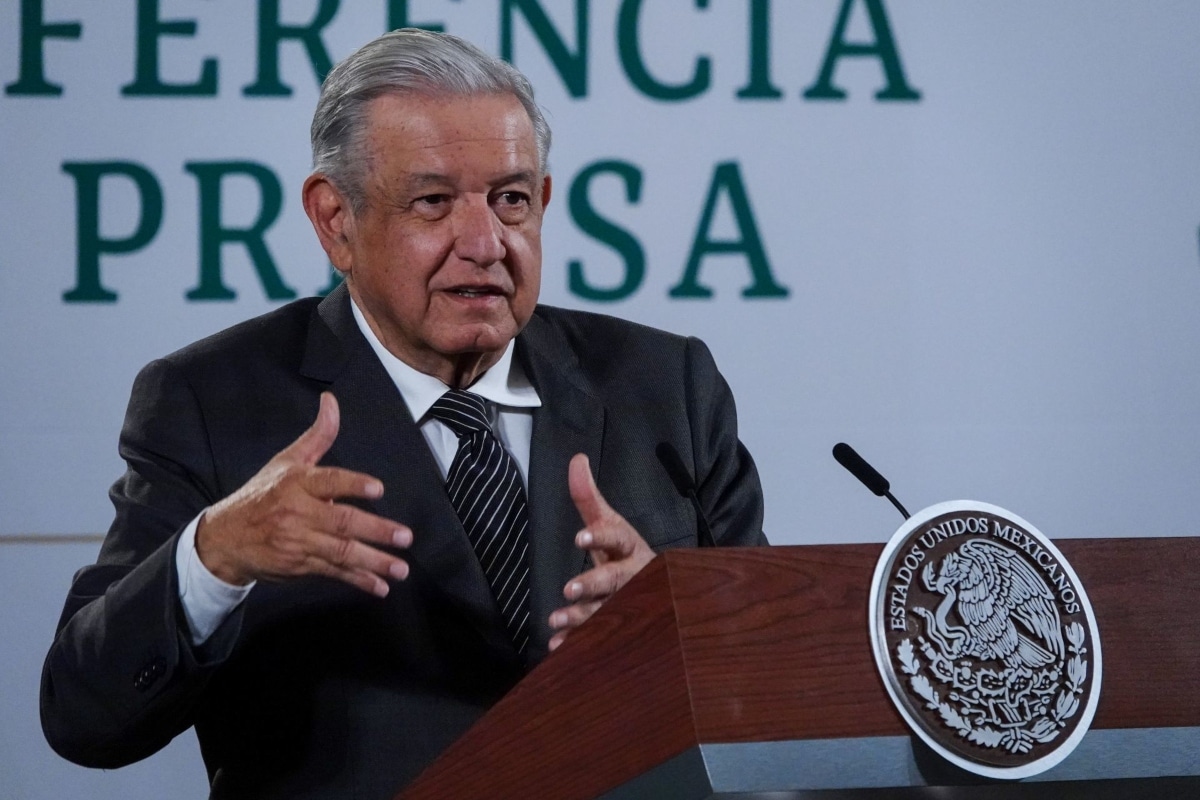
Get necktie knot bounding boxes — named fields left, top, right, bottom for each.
left=429, top=390, right=491, bottom=437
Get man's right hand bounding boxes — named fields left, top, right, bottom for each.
left=195, top=392, right=411, bottom=597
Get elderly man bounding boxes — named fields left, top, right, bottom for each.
left=41, top=28, right=766, bottom=799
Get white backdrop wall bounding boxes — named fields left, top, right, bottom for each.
left=2, top=2, right=1199, bottom=797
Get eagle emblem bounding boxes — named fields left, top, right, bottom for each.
left=869, top=502, right=1102, bottom=779
left=916, top=539, right=1063, bottom=671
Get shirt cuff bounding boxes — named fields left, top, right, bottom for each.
left=175, top=512, right=255, bottom=645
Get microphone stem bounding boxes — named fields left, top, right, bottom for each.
left=886, top=491, right=910, bottom=520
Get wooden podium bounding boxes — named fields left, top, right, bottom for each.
left=399, top=538, right=1200, bottom=798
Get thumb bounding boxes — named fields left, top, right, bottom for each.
left=281, top=392, right=340, bottom=466
left=568, top=453, right=613, bottom=529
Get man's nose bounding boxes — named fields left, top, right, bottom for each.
left=453, top=196, right=506, bottom=265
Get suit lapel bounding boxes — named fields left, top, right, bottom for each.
left=517, top=313, right=606, bottom=662
left=302, top=285, right=515, bottom=656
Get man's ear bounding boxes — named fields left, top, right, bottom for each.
left=303, top=174, right=354, bottom=273
left=540, top=174, right=552, bottom=211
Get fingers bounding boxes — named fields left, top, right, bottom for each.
left=545, top=552, right=645, bottom=651
left=278, top=391, right=341, bottom=467
left=549, top=600, right=602, bottom=631
left=568, top=453, right=616, bottom=530
left=195, top=392, right=416, bottom=594
left=310, top=500, right=412, bottom=551
left=574, top=526, right=637, bottom=561
left=251, top=499, right=412, bottom=592
left=547, top=454, right=658, bottom=652
left=569, top=454, right=640, bottom=569
left=562, top=560, right=626, bottom=603
left=559, top=564, right=614, bottom=606
left=199, top=490, right=412, bottom=592
left=315, top=563, right=391, bottom=599
left=547, top=555, right=640, bottom=650
left=308, top=530, right=411, bottom=596
left=547, top=600, right=601, bottom=652
left=304, top=465, right=384, bottom=502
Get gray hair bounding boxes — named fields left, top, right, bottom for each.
left=311, top=28, right=552, bottom=209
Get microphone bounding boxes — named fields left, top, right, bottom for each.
left=832, top=442, right=910, bottom=520
left=655, top=442, right=718, bottom=547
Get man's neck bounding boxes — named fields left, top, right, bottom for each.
left=345, top=285, right=504, bottom=387
left=444, top=352, right=499, bottom=389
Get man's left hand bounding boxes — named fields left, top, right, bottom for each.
left=548, top=453, right=655, bottom=651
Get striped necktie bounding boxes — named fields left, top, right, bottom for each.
left=429, top=390, right=531, bottom=654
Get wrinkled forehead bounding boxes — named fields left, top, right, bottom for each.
left=363, top=92, right=537, bottom=165
left=358, top=92, right=543, bottom=196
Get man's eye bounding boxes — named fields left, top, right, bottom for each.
left=496, top=191, right=529, bottom=206
left=418, top=194, right=450, bottom=206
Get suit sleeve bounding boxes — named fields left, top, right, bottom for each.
left=683, top=337, right=769, bottom=547
left=40, top=358, right=245, bottom=768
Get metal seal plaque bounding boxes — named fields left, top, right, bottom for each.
left=868, top=501, right=1102, bottom=779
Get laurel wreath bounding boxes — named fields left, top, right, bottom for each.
left=896, top=621, right=1087, bottom=754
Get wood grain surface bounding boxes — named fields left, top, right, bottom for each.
left=399, top=537, right=1200, bottom=799
left=399, top=556, right=696, bottom=800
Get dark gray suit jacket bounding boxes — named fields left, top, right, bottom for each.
left=41, top=284, right=767, bottom=799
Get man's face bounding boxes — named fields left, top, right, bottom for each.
left=330, top=92, right=549, bottom=385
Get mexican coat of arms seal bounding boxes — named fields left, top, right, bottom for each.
left=869, top=501, right=1102, bottom=779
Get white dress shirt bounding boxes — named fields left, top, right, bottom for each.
left=174, top=298, right=541, bottom=644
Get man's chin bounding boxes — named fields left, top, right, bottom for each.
left=438, top=322, right=520, bottom=358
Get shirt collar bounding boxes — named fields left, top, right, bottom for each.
left=350, top=297, right=541, bottom=421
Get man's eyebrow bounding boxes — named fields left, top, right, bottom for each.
left=401, top=171, right=539, bottom=191
left=495, top=170, right=539, bottom=187
left=404, top=173, right=453, bottom=190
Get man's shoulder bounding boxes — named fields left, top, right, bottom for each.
left=525, top=304, right=689, bottom=355
left=160, top=295, right=325, bottom=369
left=520, top=305, right=707, bottom=396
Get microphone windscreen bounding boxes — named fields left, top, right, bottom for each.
left=832, top=442, right=891, bottom=496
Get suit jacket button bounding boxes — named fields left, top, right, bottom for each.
left=134, top=657, right=167, bottom=691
